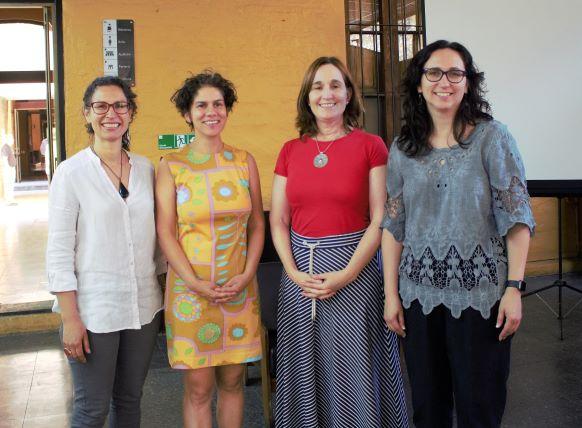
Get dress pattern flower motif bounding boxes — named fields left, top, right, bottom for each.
left=229, top=324, right=247, bottom=341
left=172, top=294, right=202, bottom=322
left=176, top=184, right=191, bottom=205
left=212, top=179, right=239, bottom=202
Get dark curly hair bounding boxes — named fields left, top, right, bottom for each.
left=398, top=40, right=492, bottom=157
left=82, top=76, right=137, bottom=150
left=171, top=70, right=238, bottom=129
left=296, top=56, right=363, bottom=138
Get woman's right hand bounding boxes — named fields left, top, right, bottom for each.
left=62, top=317, right=91, bottom=363
left=188, top=280, right=238, bottom=304
left=384, top=294, right=406, bottom=338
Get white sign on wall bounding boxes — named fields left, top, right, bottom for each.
left=102, top=19, right=135, bottom=85
left=103, top=20, right=118, bottom=76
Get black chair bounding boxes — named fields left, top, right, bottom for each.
left=256, top=261, right=282, bottom=428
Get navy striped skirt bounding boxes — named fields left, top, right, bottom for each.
left=275, top=230, right=408, bottom=428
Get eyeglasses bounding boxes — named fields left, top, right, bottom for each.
left=87, top=101, right=130, bottom=115
left=422, top=68, right=468, bottom=84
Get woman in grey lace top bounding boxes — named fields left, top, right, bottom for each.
left=382, top=40, right=534, bottom=428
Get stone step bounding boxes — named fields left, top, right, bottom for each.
left=14, top=181, right=49, bottom=192
left=0, top=300, right=60, bottom=335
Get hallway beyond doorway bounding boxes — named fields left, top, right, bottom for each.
left=0, top=191, right=52, bottom=314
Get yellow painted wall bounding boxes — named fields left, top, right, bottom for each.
left=62, top=0, right=346, bottom=206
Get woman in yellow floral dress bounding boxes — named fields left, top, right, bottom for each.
left=156, top=71, right=264, bottom=428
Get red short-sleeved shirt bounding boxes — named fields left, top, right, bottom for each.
left=274, top=129, right=388, bottom=237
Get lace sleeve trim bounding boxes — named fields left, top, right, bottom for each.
left=492, top=176, right=530, bottom=214
left=386, top=193, right=404, bottom=219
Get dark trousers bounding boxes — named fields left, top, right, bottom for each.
left=61, top=312, right=161, bottom=428
left=403, top=301, right=511, bottom=428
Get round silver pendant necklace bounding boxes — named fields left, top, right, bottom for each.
left=313, top=135, right=341, bottom=168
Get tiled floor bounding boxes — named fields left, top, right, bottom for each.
left=1, top=275, right=582, bottom=427
left=0, top=192, right=52, bottom=312
left=0, top=338, right=71, bottom=427
left=0, top=332, right=263, bottom=428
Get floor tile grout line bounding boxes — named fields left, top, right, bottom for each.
left=21, top=350, right=38, bottom=426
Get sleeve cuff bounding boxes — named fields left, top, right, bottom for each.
left=46, top=271, right=78, bottom=293
left=497, top=218, right=536, bottom=238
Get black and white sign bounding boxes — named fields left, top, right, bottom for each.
left=103, top=19, right=135, bottom=85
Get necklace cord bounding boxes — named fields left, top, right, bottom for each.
left=91, top=146, right=124, bottom=181
left=90, top=146, right=129, bottom=199
left=315, top=138, right=337, bottom=154
left=314, top=130, right=346, bottom=154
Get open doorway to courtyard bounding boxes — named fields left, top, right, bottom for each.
left=0, top=4, right=62, bottom=315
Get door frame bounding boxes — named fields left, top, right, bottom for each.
left=0, top=0, right=66, bottom=169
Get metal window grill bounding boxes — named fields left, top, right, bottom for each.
left=346, top=0, right=426, bottom=143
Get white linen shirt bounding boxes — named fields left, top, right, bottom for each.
left=46, top=147, right=165, bottom=333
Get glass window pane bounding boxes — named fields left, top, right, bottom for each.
left=347, top=0, right=381, bottom=26
left=346, top=1, right=425, bottom=140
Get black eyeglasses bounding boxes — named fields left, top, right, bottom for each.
left=87, top=101, right=130, bottom=115
left=422, top=68, right=468, bottom=84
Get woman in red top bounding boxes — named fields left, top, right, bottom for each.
left=270, top=57, right=408, bottom=428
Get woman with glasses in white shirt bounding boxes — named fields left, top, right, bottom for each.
left=46, top=76, right=165, bottom=428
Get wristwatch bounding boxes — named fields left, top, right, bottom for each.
left=505, top=280, right=526, bottom=292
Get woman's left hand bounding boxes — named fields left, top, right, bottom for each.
left=496, top=287, right=522, bottom=341
left=219, top=273, right=252, bottom=303
left=306, top=269, right=353, bottom=300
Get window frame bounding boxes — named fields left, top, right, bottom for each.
left=345, top=0, right=426, bottom=142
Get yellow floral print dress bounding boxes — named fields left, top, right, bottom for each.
left=164, top=144, right=261, bottom=369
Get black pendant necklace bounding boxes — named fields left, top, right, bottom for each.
left=118, top=181, right=130, bottom=199
left=91, top=146, right=129, bottom=199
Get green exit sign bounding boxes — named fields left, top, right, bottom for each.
left=158, top=133, right=195, bottom=150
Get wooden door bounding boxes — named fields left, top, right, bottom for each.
left=30, top=112, right=41, bottom=151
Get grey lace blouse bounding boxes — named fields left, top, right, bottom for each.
left=382, top=120, right=535, bottom=319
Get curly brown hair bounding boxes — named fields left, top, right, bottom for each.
left=171, top=70, right=237, bottom=129
left=296, top=57, right=362, bottom=138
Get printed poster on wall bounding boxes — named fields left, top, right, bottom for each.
left=103, top=19, right=135, bottom=86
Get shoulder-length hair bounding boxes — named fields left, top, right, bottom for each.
left=398, top=40, right=493, bottom=157
left=296, top=56, right=363, bottom=138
